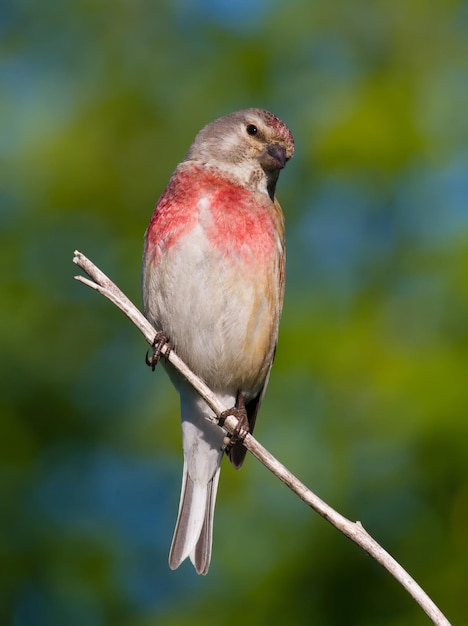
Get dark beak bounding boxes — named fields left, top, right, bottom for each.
left=259, top=143, right=287, bottom=171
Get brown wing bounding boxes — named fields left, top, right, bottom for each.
left=227, top=346, right=277, bottom=469
left=227, top=198, right=285, bottom=469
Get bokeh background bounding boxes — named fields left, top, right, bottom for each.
left=2, top=1, right=468, bottom=624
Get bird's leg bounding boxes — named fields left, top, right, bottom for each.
left=219, top=391, right=249, bottom=451
left=145, top=331, right=171, bottom=371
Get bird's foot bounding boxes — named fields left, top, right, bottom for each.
left=219, top=392, right=249, bottom=452
left=145, top=331, right=171, bottom=371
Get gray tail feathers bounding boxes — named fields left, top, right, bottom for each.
left=168, top=461, right=221, bottom=575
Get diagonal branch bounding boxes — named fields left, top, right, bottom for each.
left=73, top=250, right=451, bottom=626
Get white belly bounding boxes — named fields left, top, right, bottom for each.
left=143, top=223, right=276, bottom=395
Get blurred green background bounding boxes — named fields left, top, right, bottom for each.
left=2, top=1, right=468, bottom=624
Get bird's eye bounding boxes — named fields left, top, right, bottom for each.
left=246, top=124, right=258, bottom=136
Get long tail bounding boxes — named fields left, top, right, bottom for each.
left=168, top=392, right=226, bottom=575
left=168, top=459, right=221, bottom=575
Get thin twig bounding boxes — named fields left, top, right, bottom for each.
left=73, top=250, right=452, bottom=626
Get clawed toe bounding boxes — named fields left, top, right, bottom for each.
left=219, top=392, right=249, bottom=452
left=145, top=331, right=171, bottom=371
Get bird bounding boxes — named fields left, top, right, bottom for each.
left=142, top=108, right=294, bottom=574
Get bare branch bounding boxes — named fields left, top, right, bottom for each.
left=73, top=250, right=452, bottom=626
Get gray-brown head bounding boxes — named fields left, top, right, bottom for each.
left=185, top=108, right=294, bottom=200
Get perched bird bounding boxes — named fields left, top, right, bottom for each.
left=142, top=108, right=294, bottom=574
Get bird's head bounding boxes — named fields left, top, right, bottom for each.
left=185, top=108, right=294, bottom=200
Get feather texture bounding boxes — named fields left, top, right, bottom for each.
left=142, top=108, right=294, bottom=573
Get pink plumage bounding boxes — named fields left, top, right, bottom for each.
left=142, top=108, right=294, bottom=574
